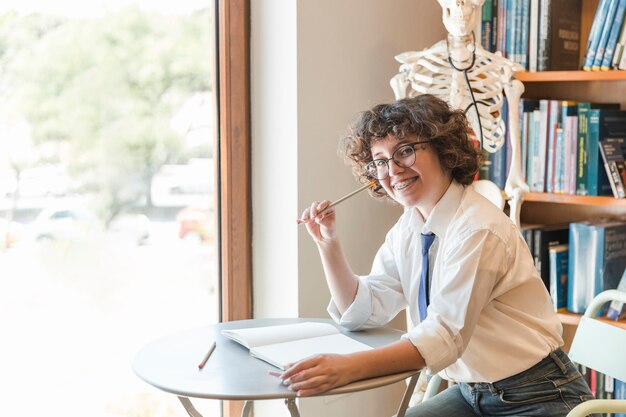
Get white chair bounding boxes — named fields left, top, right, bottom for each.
left=566, top=289, right=626, bottom=417
left=472, top=179, right=506, bottom=210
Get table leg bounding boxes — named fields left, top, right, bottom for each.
left=285, top=398, right=301, bottom=417
left=178, top=396, right=204, bottom=417
left=241, top=400, right=253, bottom=417
left=395, top=374, right=419, bottom=417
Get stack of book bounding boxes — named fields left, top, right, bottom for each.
left=478, top=0, right=583, bottom=71
left=582, top=0, right=626, bottom=71
left=577, top=365, right=626, bottom=416
left=520, top=221, right=626, bottom=317
left=478, top=0, right=626, bottom=71
left=516, top=98, right=626, bottom=198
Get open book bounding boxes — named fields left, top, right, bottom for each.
left=221, top=322, right=372, bottom=370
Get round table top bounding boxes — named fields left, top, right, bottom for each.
left=132, top=317, right=418, bottom=400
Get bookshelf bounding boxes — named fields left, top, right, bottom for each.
left=557, top=312, right=626, bottom=330
left=524, top=193, right=626, bottom=207
left=513, top=0, right=626, bottom=333
left=516, top=71, right=626, bottom=82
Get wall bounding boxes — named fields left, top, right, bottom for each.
left=250, top=0, right=445, bottom=415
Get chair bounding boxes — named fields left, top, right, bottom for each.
left=566, top=289, right=626, bottom=417
left=472, top=179, right=506, bottom=210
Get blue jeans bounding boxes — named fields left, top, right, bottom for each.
left=405, top=348, right=595, bottom=417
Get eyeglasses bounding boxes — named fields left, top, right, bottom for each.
left=364, top=140, right=434, bottom=180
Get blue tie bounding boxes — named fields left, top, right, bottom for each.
left=419, top=232, right=436, bottom=322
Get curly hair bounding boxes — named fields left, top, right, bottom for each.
left=339, top=94, right=481, bottom=199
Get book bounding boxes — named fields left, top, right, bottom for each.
left=481, top=2, right=494, bottom=51
left=220, top=322, right=372, bottom=370
left=549, top=243, right=569, bottom=311
left=615, top=11, right=626, bottom=68
left=583, top=0, right=612, bottom=70
left=576, top=102, right=620, bottom=196
left=557, top=101, right=578, bottom=194
left=598, top=136, right=626, bottom=198
left=568, top=220, right=626, bottom=314
left=562, top=103, right=579, bottom=194
left=592, top=0, right=620, bottom=71
left=546, top=100, right=562, bottom=193
left=529, top=0, right=540, bottom=71
left=519, top=0, right=531, bottom=69
left=533, top=223, right=569, bottom=290
left=586, top=108, right=615, bottom=196
left=492, top=0, right=500, bottom=52
left=590, top=109, right=626, bottom=196
left=534, top=99, right=550, bottom=192
left=601, top=0, right=626, bottom=70
left=616, top=379, right=626, bottom=417
left=606, top=268, right=626, bottom=320
left=537, top=0, right=582, bottom=71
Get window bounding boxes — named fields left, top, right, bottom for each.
left=0, top=1, right=220, bottom=417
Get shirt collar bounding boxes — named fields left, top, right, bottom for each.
left=422, top=180, right=465, bottom=237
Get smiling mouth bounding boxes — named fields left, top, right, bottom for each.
left=393, top=177, right=418, bottom=191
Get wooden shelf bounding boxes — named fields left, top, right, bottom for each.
left=524, top=193, right=626, bottom=207
left=516, top=70, right=626, bottom=82
left=558, top=312, right=626, bottom=329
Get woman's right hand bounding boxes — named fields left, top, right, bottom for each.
left=298, top=200, right=337, bottom=244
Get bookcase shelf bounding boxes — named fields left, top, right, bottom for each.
left=516, top=0, right=626, bottom=334
left=557, top=312, right=626, bottom=329
left=516, top=70, right=626, bottom=82
left=524, top=193, right=626, bottom=207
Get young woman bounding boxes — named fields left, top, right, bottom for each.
left=285, top=94, right=594, bottom=416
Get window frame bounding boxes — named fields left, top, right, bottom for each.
left=216, top=1, right=251, bottom=415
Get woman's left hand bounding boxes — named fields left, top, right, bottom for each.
left=279, top=353, right=358, bottom=397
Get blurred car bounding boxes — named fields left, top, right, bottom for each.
left=34, top=205, right=101, bottom=242
left=108, top=213, right=150, bottom=245
left=176, top=206, right=214, bottom=243
left=0, top=218, right=24, bottom=249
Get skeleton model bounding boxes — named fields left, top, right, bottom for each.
left=390, top=0, right=528, bottom=227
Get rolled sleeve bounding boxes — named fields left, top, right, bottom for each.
left=327, top=276, right=373, bottom=330
left=402, top=322, right=459, bottom=374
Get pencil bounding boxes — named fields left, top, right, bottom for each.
left=197, top=341, right=216, bottom=370
left=297, top=180, right=377, bottom=225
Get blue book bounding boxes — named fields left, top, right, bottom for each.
left=587, top=109, right=624, bottom=196
left=481, top=0, right=494, bottom=50
left=576, top=103, right=620, bottom=195
left=513, top=0, right=524, bottom=64
left=568, top=220, right=626, bottom=314
left=592, top=0, right=620, bottom=70
left=549, top=244, right=568, bottom=311
left=568, top=222, right=593, bottom=313
left=490, top=147, right=507, bottom=189
left=583, top=0, right=612, bottom=70
left=519, top=0, right=530, bottom=70
left=601, top=0, right=626, bottom=70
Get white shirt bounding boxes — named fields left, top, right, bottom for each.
left=328, top=181, right=563, bottom=383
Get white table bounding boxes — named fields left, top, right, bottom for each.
left=132, top=318, right=419, bottom=417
